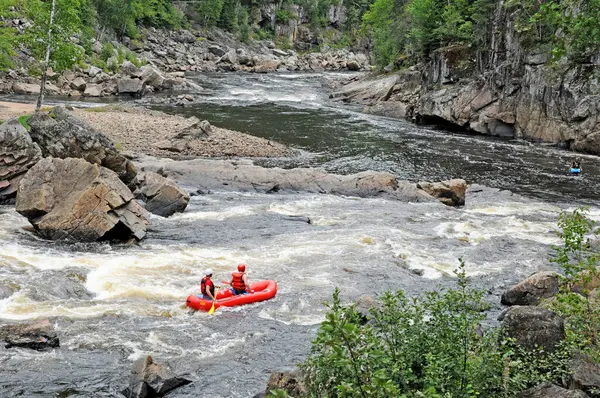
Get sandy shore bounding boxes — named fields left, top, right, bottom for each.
left=0, top=101, right=291, bottom=158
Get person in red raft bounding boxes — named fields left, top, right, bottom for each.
left=199, top=268, right=219, bottom=301
left=222, top=264, right=254, bottom=295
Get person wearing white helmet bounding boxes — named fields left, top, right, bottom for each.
left=200, top=268, right=219, bottom=301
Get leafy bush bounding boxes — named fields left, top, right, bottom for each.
left=548, top=208, right=600, bottom=363
left=299, top=259, right=574, bottom=397
left=100, top=42, right=115, bottom=61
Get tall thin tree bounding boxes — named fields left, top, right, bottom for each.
left=36, top=0, right=56, bottom=112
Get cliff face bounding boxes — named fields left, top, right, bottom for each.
left=345, top=1, right=600, bottom=154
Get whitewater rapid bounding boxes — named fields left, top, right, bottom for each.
left=2, top=72, right=600, bottom=397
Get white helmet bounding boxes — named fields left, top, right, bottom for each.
left=204, top=268, right=213, bottom=276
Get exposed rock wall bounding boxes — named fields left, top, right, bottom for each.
left=340, top=1, right=600, bottom=154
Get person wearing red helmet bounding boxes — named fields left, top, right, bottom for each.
left=223, top=264, right=253, bottom=295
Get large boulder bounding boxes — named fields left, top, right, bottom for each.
left=16, top=158, right=148, bottom=242
left=518, top=382, right=589, bottom=398
left=83, top=84, right=103, bottom=97
left=70, top=77, right=87, bottom=92
left=501, top=306, right=566, bottom=352
left=501, top=271, right=561, bottom=306
left=117, top=78, right=145, bottom=97
left=0, top=118, right=42, bottom=203
left=0, top=319, right=59, bottom=350
left=125, top=355, right=191, bottom=398
left=27, top=106, right=136, bottom=183
left=140, top=65, right=165, bottom=90
left=129, top=172, right=190, bottom=217
left=416, top=179, right=467, bottom=206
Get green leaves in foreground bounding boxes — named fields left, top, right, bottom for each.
left=299, top=260, right=574, bottom=397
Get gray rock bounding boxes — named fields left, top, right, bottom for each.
left=16, top=158, right=148, bottom=241
left=70, top=77, right=87, bottom=91
left=416, top=179, right=467, bottom=206
left=27, top=106, right=136, bottom=183
left=126, top=355, right=191, bottom=398
left=208, top=45, right=227, bottom=57
left=88, top=66, right=102, bottom=78
left=130, top=172, right=190, bottom=217
left=501, top=271, right=560, bottom=306
left=272, top=49, right=289, bottom=57
left=568, top=353, right=600, bottom=396
left=83, top=84, right=103, bottom=97
left=501, top=306, right=565, bottom=352
left=0, top=319, right=59, bottom=350
left=121, top=60, right=140, bottom=77
left=117, top=78, right=145, bottom=96
left=347, top=60, right=360, bottom=71
left=0, top=118, right=42, bottom=203
left=140, top=66, right=165, bottom=89
left=12, top=82, right=40, bottom=94
left=136, top=158, right=438, bottom=203
left=517, top=382, right=588, bottom=398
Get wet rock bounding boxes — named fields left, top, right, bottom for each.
left=501, top=271, right=560, bottom=306
left=0, top=319, right=59, bottom=350
left=130, top=171, right=189, bottom=217
left=16, top=158, right=148, bottom=242
left=501, top=306, right=565, bottom=352
left=265, top=368, right=307, bottom=397
left=125, top=355, right=191, bottom=398
left=330, top=75, right=397, bottom=105
left=117, top=78, right=145, bottom=97
left=517, top=382, right=588, bottom=398
left=254, top=60, right=280, bottom=73
left=568, top=353, right=600, bottom=396
left=416, top=179, right=467, bottom=206
left=27, top=106, right=136, bottom=183
left=0, top=118, right=42, bottom=203
left=137, top=158, right=436, bottom=202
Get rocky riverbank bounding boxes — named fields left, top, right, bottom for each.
left=0, top=27, right=370, bottom=99
left=329, top=2, right=600, bottom=155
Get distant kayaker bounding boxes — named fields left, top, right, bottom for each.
left=570, top=159, right=582, bottom=175
left=200, top=268, right=218, bottom=301
left=223, top=264, right=254, bottom=295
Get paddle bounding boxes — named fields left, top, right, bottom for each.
left=208, top=287, right=219, bottom=315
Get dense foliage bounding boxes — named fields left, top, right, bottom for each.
left=361, top=0, right=600, bottom=68
left=0, top=0, right=183, bottom=71
left=507, top=0, right=600, bottom=62
left=271, top=208, right=600, bottom=397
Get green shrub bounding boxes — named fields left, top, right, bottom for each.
left=300, top=259, right=577, bottom=397
left=100, top=42, right=115, bottom=62
left=548, top=207, right=600, bottom=363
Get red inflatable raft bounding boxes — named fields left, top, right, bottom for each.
left=186, top=280, right=278, bottom=312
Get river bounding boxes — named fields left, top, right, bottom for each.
left=1, top=72, right=599, bottom=397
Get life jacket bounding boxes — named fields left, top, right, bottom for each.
left=231, top=271, right=246, bottom=291
left=200, top=276, right=214, bottom=297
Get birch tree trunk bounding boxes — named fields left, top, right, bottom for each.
left=36, top=0, right=57, bottom=112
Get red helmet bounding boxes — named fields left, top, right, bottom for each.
left=237, top=264, right=246, bottom=272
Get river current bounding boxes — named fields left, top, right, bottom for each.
left=1, top=73, right=600, bottom=397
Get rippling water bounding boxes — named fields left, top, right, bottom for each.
left=2, top=72, right=600, bottom=397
